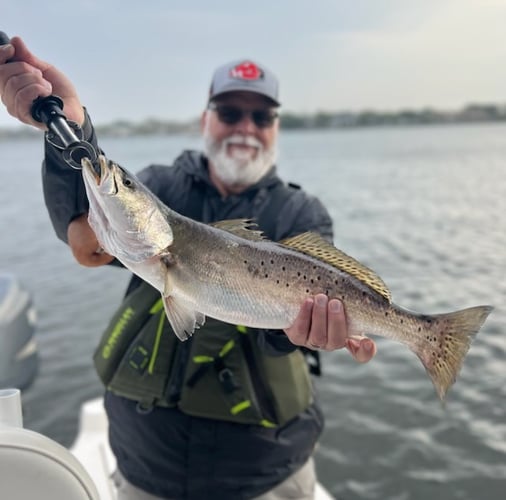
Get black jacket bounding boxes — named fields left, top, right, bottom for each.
left=42, top=113, right=334, bottom=499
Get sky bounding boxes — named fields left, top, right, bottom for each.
left=2, top=0, right=506, bottom=127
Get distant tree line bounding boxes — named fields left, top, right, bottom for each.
left=1, top=103, right=506, bottom=140
left=280, top=104, right=506, bottom=129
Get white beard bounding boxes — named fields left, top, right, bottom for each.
left=203, top=125, right=277, bottom=188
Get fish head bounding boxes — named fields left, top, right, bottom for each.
left=81, top=155, right=173, bottom=263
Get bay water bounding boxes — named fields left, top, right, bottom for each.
left=0, top=124, right=505, bottom=499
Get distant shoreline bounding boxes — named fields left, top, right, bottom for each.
left=1, top=103, right=505, bottom=140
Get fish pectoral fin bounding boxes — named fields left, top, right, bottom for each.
left=210, top=219, right=268, bottom=241
left=163, top=264, right=175, bottom=297
left=279, top=232, right=392, bottom=303
left=162, top=295, right=206, bottom=341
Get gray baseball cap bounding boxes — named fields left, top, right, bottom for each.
left=208, top=59, right=280, bottom=106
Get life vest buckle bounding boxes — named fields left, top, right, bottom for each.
left=217, top=367, right=239, bottom=393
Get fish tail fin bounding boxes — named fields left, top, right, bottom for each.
left=415, top=305, right=493, bottom=400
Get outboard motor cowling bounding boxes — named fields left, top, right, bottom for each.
left=0, top=273, right=38, bottom=389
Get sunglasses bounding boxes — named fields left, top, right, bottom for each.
left=208, top=102, right=279, bottom=128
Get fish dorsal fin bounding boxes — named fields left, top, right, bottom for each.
left=280, top=232, right=392, bottom=302
left=210, top=219, right=267, bottom=241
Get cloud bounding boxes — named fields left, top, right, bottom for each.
left=283, top=0, right=506, bottom=112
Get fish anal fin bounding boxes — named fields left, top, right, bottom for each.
left=210, top=219, right=267, bottom=241
left=162, top=294, right=206, bottom=341
left=280, top=232, right=392, bottom=302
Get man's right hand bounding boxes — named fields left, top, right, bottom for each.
left=0, top=36, right=84, bottom=129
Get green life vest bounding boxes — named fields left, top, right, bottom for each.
left=93, top=280, right=313, bottom=427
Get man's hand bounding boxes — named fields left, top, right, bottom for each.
left=67, top=214, right=114, bottom=267
left=0, top=36, right=84, bottom=128
left=284, top=294, right=377, bottom=363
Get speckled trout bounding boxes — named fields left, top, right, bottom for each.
left=81, top=155, right=492, bottom=399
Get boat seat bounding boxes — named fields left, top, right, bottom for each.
left=0, top=426, right=100, bottom=500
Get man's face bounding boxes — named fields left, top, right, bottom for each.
left=202, top=91, right=279, bottom=190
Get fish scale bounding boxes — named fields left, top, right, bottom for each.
left=81, top=155, right=493, bottom=400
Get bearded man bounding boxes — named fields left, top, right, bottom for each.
left=0, top=38, right=376, bottom=500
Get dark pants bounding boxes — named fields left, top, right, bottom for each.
left=114, top=458, right=316, bottom=500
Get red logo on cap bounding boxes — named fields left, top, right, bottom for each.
left=230, top=61, right=263, bottom=80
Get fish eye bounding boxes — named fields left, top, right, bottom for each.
left=123, top=178, right=133, bottom=187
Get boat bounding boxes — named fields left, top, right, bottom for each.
left=71, top=397, right=335, bottom=499
left=0, top=274, right=334, bottom=499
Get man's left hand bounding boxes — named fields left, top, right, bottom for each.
left=284, top=294, right=377, bottom=363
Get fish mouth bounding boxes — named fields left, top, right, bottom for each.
left=96, top=155, right=110, bottom=186
left=82, top=155, right=111, bottom=187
